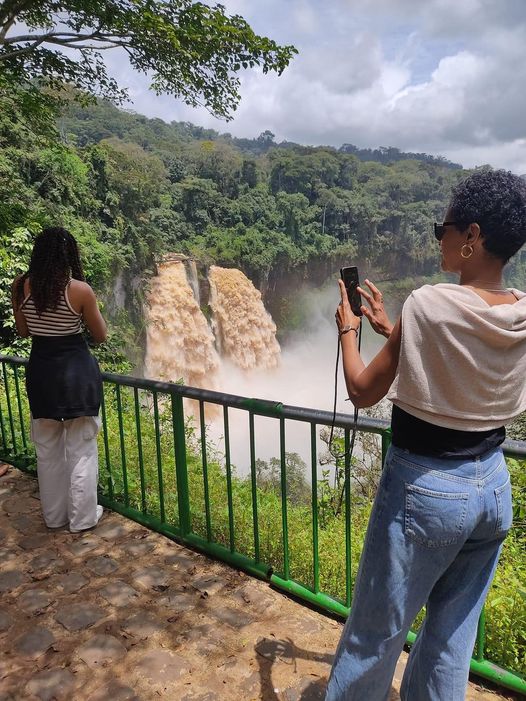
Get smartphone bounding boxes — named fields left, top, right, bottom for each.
left=340, top=266, right=363, bottom=316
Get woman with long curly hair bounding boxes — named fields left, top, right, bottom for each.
left=11, top=227, right=107, bottom=533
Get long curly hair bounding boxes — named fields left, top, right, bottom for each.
left=16, top=227, right=85, bottom=314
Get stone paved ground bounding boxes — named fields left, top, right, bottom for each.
left=0, top=466, right=521, bottom=701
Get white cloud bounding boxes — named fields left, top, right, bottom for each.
left=442, top=140, right=526, bottom=174
left=292, top=0, right=319, bottom=34
left=109, top=0, right=526, bottom=172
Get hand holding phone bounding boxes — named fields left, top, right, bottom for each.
left=340, top=266, right=363, bottom=317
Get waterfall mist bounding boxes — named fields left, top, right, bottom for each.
left=143, top=259, right=393, bottom=478
left=208, top=283, right=387, bottom=475
left=216, top=282, right=385, bottom=410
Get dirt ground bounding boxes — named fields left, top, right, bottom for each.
left=0, top=465, right=521, bottom=701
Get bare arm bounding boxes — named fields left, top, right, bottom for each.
left=335, top=279, right=401, bottom=408
left=11, top=277, right=30, bottom=338
left=340, top=318, right=401, bottom=408
left=80, top=285, right=107, bottom=344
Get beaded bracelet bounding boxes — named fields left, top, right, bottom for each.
left=339, top=325, right=359, bottom=337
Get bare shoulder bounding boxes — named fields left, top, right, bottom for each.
left=69, top=279, right=91, bottom=291
left=11, top=273, right=26, bottom=289
left=11, top=274, right=28, bottom=303
left=69, top=279, right=96, bottom=298
left=67, top=280, right=98, bottom=314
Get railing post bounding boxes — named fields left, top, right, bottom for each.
left=249, top=411, right=260, bottom=563
left=199, top=401, right=212, bottom=542
left=152, top=392, right=166, bottom=523
left=13, top=366, right=28, bottom=451
left=0, top=373, right=8, bottom=452
left=100, top=388, right=114, bottom=501
left=172, top=394, right=191, bottom=535
left=381, top=426, right=392, bottom=466
left=279, top=417, right=290, bottom=580
left=223, top=406, right=235, bottom=552
left=1, top=362, right=17, bottom=453
left=345, top=427, right=352, bottom=608
left=310, top=422, right=320, bottom=594
left=476, top=608, right=486, bottom=662
left=115, top=385, right=129, bottom=507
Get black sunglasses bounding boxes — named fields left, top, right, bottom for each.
left=433, top=221, right=468, bottom=241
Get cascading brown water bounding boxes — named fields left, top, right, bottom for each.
left=209, top=265, right=281, bottom=370
left=144, top=259, right=220, bottom=389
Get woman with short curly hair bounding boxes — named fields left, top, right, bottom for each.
left=326, top=169, right=526, bottom=700
left=11, top=227, right=107, bottom=533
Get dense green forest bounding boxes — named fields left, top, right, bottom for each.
left=2, top=91, right=526, bottom=361
left=56, top=96, right=472, bottom=288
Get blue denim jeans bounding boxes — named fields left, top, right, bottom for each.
left=326, top=445, right=512, bottom=701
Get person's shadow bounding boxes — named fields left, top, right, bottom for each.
left=254, top=637, right=330, bottom=700
left=254, top=637, right=401, bottom=700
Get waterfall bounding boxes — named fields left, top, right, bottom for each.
left=144, top=258, right=281, bottom=395
left=186, top=259, right=200, bottom=306
left=209, top=266, right=281, bottom=370
left=144, top=260, right=220, bottom=389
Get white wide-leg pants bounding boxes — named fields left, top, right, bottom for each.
left=31, top=415, right=102, bottom=532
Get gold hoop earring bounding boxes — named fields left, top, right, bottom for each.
left=461, top=244, right=474, bottom=259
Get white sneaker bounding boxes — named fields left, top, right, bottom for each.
left=69, top=505, right=104, bottom=533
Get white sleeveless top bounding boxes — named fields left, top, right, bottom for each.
left=21, top=284, right=82, bottom=337
left=387, top=284, right=526, bottom=431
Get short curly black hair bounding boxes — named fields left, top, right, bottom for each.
left=449, top=169, right=526, bottom=263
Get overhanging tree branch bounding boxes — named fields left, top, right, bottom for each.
left=1, top=31, right=129, bottom=46
left=0, top=0, right=297, bottom=120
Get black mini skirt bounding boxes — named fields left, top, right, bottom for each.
left=26, top=334, right=102, bottom=420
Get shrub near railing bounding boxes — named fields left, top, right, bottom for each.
left=1, top=357, right=525, bottom=689
left=484, top=458, right=526, bottom=673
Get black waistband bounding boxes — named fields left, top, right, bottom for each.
left=31, top=333, right=85, bottom=348
left=391, top=405, right=505, bottom=459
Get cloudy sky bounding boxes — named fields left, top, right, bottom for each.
left=110, top=0, right=526, bottom=172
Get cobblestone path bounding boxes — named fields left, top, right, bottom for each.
left=0, top=467, right=519, bottom=701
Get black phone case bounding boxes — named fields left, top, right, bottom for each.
left=340, top=267, right=363, bottom=316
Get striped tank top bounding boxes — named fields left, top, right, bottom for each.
left=21, top=285, right=82, bottom=336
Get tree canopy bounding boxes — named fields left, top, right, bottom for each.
left=3, top=93, right=525, bottom=358
left=0, top=0, right=297, bottom=118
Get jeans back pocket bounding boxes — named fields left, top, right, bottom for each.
left=405, top=484, right=469, bottom=549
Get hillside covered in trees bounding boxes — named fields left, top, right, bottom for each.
left=2, top=91, right=526, bottom=360
left=56, top=96, right=471, bottom=288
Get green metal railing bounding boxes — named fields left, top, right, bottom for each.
left=1, top=353, right=525, bottom=695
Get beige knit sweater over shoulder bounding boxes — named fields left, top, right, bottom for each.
left=387, top=283, right=526, bottom=431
